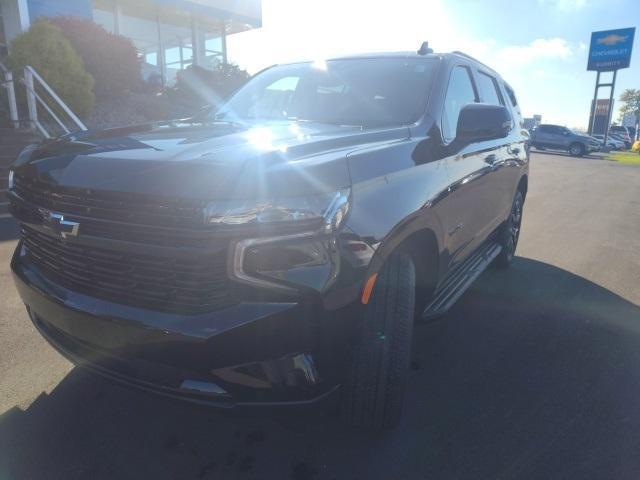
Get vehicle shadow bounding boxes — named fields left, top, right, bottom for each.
left=2, top=257, right=640, bottom=480
left=531, top=149, right=606, bottom=160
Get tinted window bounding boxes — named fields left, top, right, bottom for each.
left=537, top=125, right=551, bottom=133
left=217, top=58, right=437, bottom=127
left=442, top=66, right=477, bottom=141
left=476, top=71, right=503, bottom=106
left=504, top=83, right=518, bottom=107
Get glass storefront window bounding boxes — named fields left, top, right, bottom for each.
left=158, top=8, right=192, bottom=85
left=92, top=0, right=116, bottom=34
left=90, top=0, right=230, bottom=87
left=117, top=1, right=161, bottom=83
left=196, top=19, right=224, bottom=70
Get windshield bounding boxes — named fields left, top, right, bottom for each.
left=215, top=58, right=437, bottom=127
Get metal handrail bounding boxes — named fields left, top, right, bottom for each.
left=21, top=75, right=70, bottom=135
left=23, top=66, right=87, bottom=138
left=0, top=60, right=19, bottom=129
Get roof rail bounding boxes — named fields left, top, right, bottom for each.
left=451, top=51, right=496, bottom=73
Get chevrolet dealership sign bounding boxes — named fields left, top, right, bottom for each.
left=587, top=28, right=635, bottom=71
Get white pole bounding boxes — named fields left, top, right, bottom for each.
left=24, top=67, right=38, bottom=131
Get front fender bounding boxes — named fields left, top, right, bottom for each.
left=324, top=138, right=449, bottom=309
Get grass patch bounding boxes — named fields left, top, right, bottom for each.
left=606, top=151, right=640, bottom=165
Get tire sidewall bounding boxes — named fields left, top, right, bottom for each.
left=496, top=189, right=524, bottom=267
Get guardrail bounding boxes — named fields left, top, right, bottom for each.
left=0, top=61, right=87, bottom=137
left=23, top=66, right=87, bottom=138
left=0, top=60, right=19, bottom=129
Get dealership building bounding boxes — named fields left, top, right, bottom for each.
left=0, top=0, right=262, bottom=85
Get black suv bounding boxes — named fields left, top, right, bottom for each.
left=8, top=49, right=528, bottom=429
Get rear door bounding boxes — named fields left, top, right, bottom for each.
left=546, top=125, right=566, bottom=148
left=471, top=69, right=518, bottom=236
left=534, top=124, right=553, bottom=147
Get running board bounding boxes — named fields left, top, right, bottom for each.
left=422, top=242, right=502, bottom=320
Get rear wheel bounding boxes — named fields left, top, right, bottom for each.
left=341, top=253, right=415, bottom=430
left=495, top=189, right=524, bottom=268
left=569, top=143, right=585, bottom=156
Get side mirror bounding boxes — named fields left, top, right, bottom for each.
left=456, top=104, right=512, bottom=143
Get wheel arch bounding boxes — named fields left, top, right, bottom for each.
left=361, top=214, right=443, bottom=311
left=394, top=229, right=439, bottom=315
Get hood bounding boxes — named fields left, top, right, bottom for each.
left=14, top=120, right=410, bottom=199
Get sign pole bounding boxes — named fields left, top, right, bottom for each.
left=588, top=71, right=600, bottom=136
left=586, top=27, right=635, bottom=143
left=602, top=69, right=617, bottom=149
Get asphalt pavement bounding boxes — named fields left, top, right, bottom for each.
left=1, top=151, right=640, bottom=480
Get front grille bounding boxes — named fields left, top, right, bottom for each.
left=14, top=175, right=207, bottom=229
left=21, top=225, right=236, bottom=315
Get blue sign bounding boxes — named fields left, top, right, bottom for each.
left=588, top=27, right=635, bottom=71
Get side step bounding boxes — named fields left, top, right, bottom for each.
left=422, top=242, right=502, bottom=320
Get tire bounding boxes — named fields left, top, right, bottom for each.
left=569, top=143, right=585, bottom=156
left=495, top=189, right=524, bottom=268
left=341, top=253, right=416, bottom=430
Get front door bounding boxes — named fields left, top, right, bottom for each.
left=438, top=65, right=501, bottom=267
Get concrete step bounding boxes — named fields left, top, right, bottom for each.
left=0, top=127, right=40, bottom=135
left=0, top=155, right=19, bottom=166
left=1, top=145, right=34, bottom=157
left=0, top=132, right=40, bottom=139
left=0, top=138, right=40, bottom=147
left=0, top=201, right=10, bottom=216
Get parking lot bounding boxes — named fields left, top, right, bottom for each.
left=1, top=151, right=640, bottom=480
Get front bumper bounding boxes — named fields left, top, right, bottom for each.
left=587, top=144, right=600, bottom=152
left=12, top=242, right=350, bottom=408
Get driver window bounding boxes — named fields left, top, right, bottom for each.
left=442, top=66, right=477, bottom=142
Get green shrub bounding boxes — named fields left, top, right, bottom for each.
left=50, top=16, right=141, bottom=99
left=7, top=21, right=94, bottom=117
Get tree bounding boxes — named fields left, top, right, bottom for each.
left=7, top=21, right=94, bottom=116
left=169, top=63, right=250, bottom=116
left=618, top=89, right=640, bottom=138
left=49, top=16, right=141, bottom=99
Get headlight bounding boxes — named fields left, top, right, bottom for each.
left=230, top=189, right=350, bottom=293
left=206, top=189, right=349, bottom=228
left=8, top=170, right=14, bottom=190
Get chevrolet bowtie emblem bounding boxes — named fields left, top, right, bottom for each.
left=40, top=210, right=80, bottom=239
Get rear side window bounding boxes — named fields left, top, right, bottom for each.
left=476, top=71, right=504, bottom=106
left=537, top=125, right=551, bottom=133
left=504, top=83, right=518, bottom=107
left=442, top=66, right=477, bottom=141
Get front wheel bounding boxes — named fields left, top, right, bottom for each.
left=341, top=253, right=416, bottom=430
left=569, top=143, right=585, bottom=156
left=495, top=189, right=524, bottom=268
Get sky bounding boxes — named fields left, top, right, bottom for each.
left=227, top=0, right=640, bottom=130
